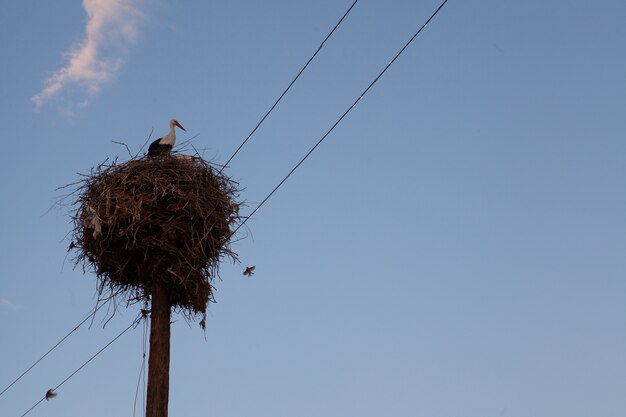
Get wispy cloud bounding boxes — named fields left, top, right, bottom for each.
left=32, top=0, right=143, bottom=110
left=0, top=298, right=20, bottom=312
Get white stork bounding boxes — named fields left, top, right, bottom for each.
left=148, top=119, right=186, bottom=157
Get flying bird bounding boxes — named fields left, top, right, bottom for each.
left=45, top=389, right=57, bottom=400
left=148, top=119, right=186, bottom=157
left=243, top=266, right=255, bottom=276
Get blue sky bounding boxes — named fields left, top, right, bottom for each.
left=1, top=0, right=625, bottom=416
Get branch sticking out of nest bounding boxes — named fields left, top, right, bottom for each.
left=70, top=154, right=242, bottom=320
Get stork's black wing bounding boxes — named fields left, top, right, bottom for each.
left=148, top=138, right=173, bottom=157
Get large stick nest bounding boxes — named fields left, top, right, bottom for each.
left=71, top=155, right=242, bottom=318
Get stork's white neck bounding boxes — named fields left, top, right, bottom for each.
left=160, top=124, right=176, bottom=146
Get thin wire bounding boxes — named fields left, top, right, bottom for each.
left=133, top=316, right=148, bottom=417
left=142, top=317, right=148, bottom=417
left=220, top=0, right=360, bottom=172
left=20, top=314, right=141, bottom=417
left=0, top=302, right=107, bottom=398
left=232, top=0, right=450, bottom=236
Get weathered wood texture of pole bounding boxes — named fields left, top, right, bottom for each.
left=146, top=279, right=171, bottom=417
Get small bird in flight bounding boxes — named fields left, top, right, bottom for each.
left=243, top=266, right=255, bottom=276
left=148, top=119, right=186, bottom=157
left=45, top=389, right=57, bottom=400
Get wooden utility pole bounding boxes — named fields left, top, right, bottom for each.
left=146, top=279, right=171, bottom=417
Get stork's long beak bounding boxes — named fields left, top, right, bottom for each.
left=175, top=121, right=186, bottom=132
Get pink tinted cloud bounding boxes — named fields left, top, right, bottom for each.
left=33, top=0, right=142, bottom=110
left=0, top=298, right=20, bottom=312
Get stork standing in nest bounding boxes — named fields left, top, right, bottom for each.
left=148, top=119, right=186, bottom=157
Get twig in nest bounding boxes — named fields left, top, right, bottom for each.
left=112, top=141, right=133, bottom=159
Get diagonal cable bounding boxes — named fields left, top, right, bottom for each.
left=220, top=0, right=360, bottom=172
left=19, top=314, right=141, bottom=417
left=0, top=302, right=107, bottom=398
left=232, top=0, right=450, bottom=235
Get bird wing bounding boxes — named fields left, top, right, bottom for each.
left=148, top=138, right=175, bottom=157
left=148, top=138, right=163, bottom=154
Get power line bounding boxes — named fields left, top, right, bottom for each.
left=0, top=302, right=107, bottom=399
left=233, top=0, right=450, bottom=235
left=133, top=315, right=149, bottom=417
left=20, top=314, right=141, bottom=417
left=220, top=0, right=360, bottom=172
